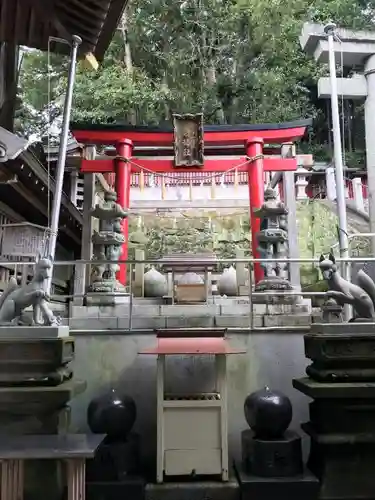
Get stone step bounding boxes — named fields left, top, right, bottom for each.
left=145, top=480, right=238, bottom=500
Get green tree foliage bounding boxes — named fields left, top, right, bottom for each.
left=16, top=0, right=375, bottom=135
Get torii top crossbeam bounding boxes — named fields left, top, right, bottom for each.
left=72, top=119, right=311, bottom=146
left=71, top=118, right=311, bottom=285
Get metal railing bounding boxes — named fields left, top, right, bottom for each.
left=2, top=255, right=374, bottom=331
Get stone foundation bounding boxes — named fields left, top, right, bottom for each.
left=70, top=298, right=315, bottom=330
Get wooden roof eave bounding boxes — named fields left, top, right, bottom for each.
left=0, top=0, right=128, bottom=61
left=20, top=149, right=83, bottom=226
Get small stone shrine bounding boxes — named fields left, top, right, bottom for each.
left=88, top=189, right=128, bottom=305
left=235, top=387, right=319, bottom=500
left=253, top=187, right=294, bottom=303
left=86, top=389, right=145, bottom=500
left=293, top=250, right=375, bottom=500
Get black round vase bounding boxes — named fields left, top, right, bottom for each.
left=87, top=389, right=137, bottom=440
left=244, top=386, right=292, bottom=439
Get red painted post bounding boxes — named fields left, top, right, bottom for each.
left=116, top=139, right=133, bottom=286
left=246, top=138, right=264, bottom=284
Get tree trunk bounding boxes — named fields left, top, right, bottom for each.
left=205, top=64, right=226, bottom=124
left=120, top=9, right=137, bottom=125
left=161, top=73, right=171, bottom=121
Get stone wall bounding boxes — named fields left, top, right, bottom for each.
left=69, top=330, right=310, bottom=469
left=128, top=201, right=370, bottom=284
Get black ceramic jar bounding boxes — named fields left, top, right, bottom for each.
left=87, top=388, right=137, bottom=440
left=244, top=386, right=292, bottom=439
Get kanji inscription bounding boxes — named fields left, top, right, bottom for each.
left=173, top=113, right=204, bottom=167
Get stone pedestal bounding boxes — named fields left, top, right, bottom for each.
left=253, top=277, right=295, bottom=306
left=0, top=324, right=86, bottom=499
left=86, top=290, right=130, bottom=306
left=241, top=429, right=303, bottom=477
left=86, top=433, right=145, bottom=500
left=0, top=336, right=74, bottom=386
left=293, top=322, right=375, bottom=500
left=305, top=325, right=375, bottom=381
left=235, top=464, right=319, bottom=500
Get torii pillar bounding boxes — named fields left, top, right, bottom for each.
left=300, top=22, right=375, bottom=254
left=115, top=139, right=133, bottom=285
left=246, top=138, right=265, bottom=283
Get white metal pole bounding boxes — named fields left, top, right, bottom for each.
left=46, top=35, right=82, bottom=294
left=325, top=22, right=350, bottom=320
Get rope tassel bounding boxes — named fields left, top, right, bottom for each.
left=139, top=170, right=144, bottom=192
left=211, top=176, right=216, bottom=199
left=161, top=176, right=166, bottom=200
left=234, top=168, right=238, bottom=191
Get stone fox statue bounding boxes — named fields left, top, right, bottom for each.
left=319, top=253, right=375, bottom=319
left=0, top=256, right=60, bottom=326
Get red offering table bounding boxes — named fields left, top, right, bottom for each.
left=140, top=329, right=245, bottom=483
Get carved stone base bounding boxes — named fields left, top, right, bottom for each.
left=86, top=281, right=129, bottom=306
left=253, top=277, right=295, bottom=304
left=0, top=337, right=74, bottom=386
left=86, top=294, right=130, bottom=306
left=305, top=327, right=375, bottom=382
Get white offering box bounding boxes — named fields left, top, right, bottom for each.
left=140, top=330, right=244, bottom=483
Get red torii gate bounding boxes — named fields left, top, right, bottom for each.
left=71, top=119, right=311, bottom=286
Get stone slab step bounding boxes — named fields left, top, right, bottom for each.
left=0, top=326, right=70, bottom=339
left=145, top=480, right=238, bottom=500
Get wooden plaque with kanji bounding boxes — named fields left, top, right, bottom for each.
left=173, top=113, right=204, bottom=167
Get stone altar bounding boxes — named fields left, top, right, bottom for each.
left=159, top=252, right=218, bottom=304
left=87, top=189, right=129, bottom=305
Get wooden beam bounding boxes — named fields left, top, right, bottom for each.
left=21, top=151, right=83, bottom=225
left=10, top=183, right=81, bottom=245
left=81, top=156, right=298, bottom=174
